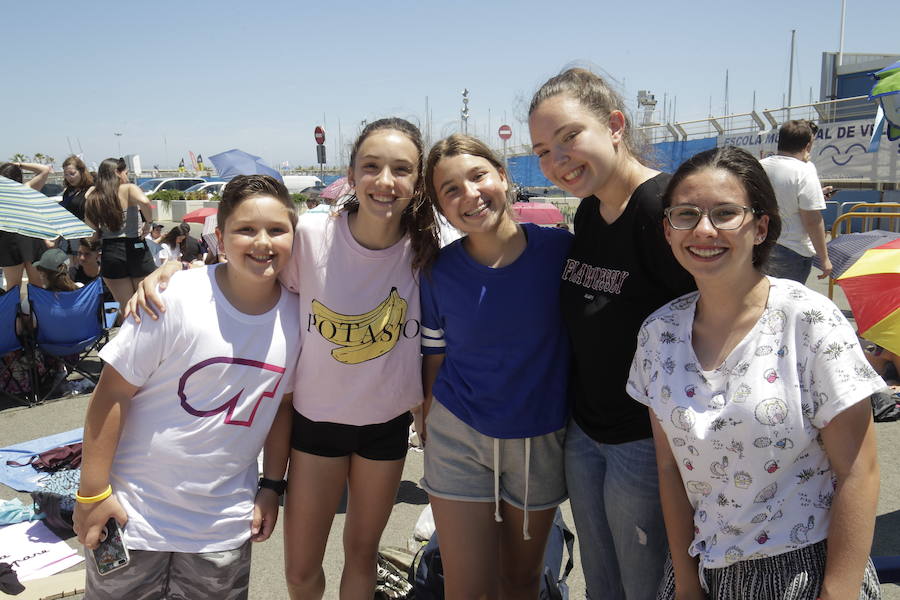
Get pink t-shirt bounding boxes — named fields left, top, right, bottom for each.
left=280, top=212, right=423, bottom=425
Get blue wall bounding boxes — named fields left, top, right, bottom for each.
left=507, top=155, right=552, bottom=188
left=506, top=136, right=720, bottom=187
left=649, top=138, right=719, bottom=174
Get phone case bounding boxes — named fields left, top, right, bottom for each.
left=93, top=517, right=130, bottom=575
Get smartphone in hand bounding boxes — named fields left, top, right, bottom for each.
left=93, top=517, right=130, bottom=575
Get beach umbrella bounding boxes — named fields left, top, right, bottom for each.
left=320, top=177, right=351, bottom=201
left=182, top=206, right=218, bottom=224
left=836, top=236, right=900, bottom=355
left=0, top=176, right=94, bottom=240
left=207, top=149, right=283, bottom=182
left=511, top=202, right=565, bottom=225
left=201, top=214, right=219, bottom=258
left=815, top=230, right=900, bottom=278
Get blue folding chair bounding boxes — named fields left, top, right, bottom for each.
left=873, top=556, right=900, bottom=585
left=0, top=286, right=36, bottom=406
left=28, top=278, right=107, bottom=401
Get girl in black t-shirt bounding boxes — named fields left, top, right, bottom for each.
left=62, top=155, right=93, bottom=222
left=528, top=67, right=695, bottom=600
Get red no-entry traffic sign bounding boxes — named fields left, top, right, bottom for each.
left=314, top=126, right=325, bottom=144
left=498, top=124, right=512, bottom=140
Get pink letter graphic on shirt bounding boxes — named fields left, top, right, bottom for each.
left=178, top=357, right=285, bottom=427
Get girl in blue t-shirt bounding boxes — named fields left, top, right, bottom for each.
left=419, top=134, right=572, bottom=599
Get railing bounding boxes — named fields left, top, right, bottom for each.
left=828, top=205, right=900, bottom=299
left=634, top=96, right=873, bottom=144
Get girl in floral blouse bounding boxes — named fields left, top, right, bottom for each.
left=627, top=146, right=884, bottom=600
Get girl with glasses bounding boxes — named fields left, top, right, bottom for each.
left=628, top=146, right=883, bottom=599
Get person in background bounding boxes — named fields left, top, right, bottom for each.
left=760, top=120, right=832, bottom=284
left=61, top=155, right=93, bottom=222
left=157, top=226, right=185, bottom=265
left=528, top=67, right=696, bottom=599
left=0, top=161, right=53, bottom=289
left=144, top=223, right=164, bottom=266
left=629, top=145, right=882, bottom=600
left=58, top=155, right=96, bottom=258
left=33, top=248, right=79, bottom=292
left=179, top=222, right=206, bottom=264
left=83, top=158, right=155, bottom=311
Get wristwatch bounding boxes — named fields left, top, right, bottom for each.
left=257, top=477, right=287, bottom=496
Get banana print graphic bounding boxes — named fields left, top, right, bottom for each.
left=311, top=288, right=408, bottom=365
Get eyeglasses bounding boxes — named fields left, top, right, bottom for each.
left=664, top=204, right=758, bottom=230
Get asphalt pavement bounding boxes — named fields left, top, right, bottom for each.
left=0, top=274, right=897, bottom=599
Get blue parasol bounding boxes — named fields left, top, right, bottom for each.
left=0, top=176, right=95, bottom=240
left=207, top=149, right=283, bottom=182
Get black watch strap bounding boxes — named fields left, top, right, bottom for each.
left=258, top=477, right=287, bottom=496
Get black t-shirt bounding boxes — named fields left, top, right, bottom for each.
left=181, top=235, right=203, bottom=262
left=70, top=265, right=115, bottom=302
left=560, top=173, right=696, bottom=444
left=61, top=188, right=87, bottom=221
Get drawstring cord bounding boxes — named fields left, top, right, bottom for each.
left=522, top=437, right=531, bottom=540
left=493, top=438, right=503, bottom=524
left=491, top=437, right=532, bottom=540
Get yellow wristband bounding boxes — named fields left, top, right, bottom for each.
left=75, top=484, right=112, bottom=504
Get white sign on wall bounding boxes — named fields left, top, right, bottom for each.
left=720, top=118, right=899, bottom=182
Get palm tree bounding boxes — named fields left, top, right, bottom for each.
left=33, top=153, right=45, bottom=164
left=10, top=153, right=27, bottom=163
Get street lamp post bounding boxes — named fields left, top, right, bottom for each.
left=114, top=132, right=123, bottom=157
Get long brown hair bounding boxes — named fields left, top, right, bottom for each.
left=85, top=158, right=127, bottom=232
left=342, top=118, right=439, bottom=271
left=62, top=155, right=93, bottom=190
left=38, top=264, right=78, bottom=292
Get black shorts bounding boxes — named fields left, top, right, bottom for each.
left=100, top=237, right=157, bottom=279
left=0, top=232, right=46, bottom=267
left=291, top=409, right=412, bottom=461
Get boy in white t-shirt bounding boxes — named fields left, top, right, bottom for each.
left=73, top=175, right=301, bottom=600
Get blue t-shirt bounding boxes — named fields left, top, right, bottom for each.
left=420, top=223, right=573, bottom=438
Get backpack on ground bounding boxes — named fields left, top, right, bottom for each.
left=412, top=508, right=575, bottom=600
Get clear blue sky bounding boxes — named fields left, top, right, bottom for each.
left=0, top=0, right=890, bottom=171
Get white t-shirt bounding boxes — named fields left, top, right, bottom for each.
left=99, top=265, right=300, bottom=552
left=279, top=212, right=422, bottom=425
left=157, top=242, right=182, bottom=264
left=759, top=155, right=826, bottom=257
left=627, top=277, right=884, bottom=570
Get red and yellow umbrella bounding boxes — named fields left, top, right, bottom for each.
left=837, top=237, right=900, bottom=355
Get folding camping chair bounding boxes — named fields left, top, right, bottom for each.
left=0, top=286, right=36, bottom=406
left=28, top=278, right=108, bottom=401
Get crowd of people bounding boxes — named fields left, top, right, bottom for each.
left=0, top=155, right=213, bottom=397
left=2, top=66, right=886, bottom=600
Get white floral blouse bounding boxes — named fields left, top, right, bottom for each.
left=627, top=277, right=885, bottom=569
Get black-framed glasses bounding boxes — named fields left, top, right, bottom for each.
left=664, top=204, right=759, bottom=230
